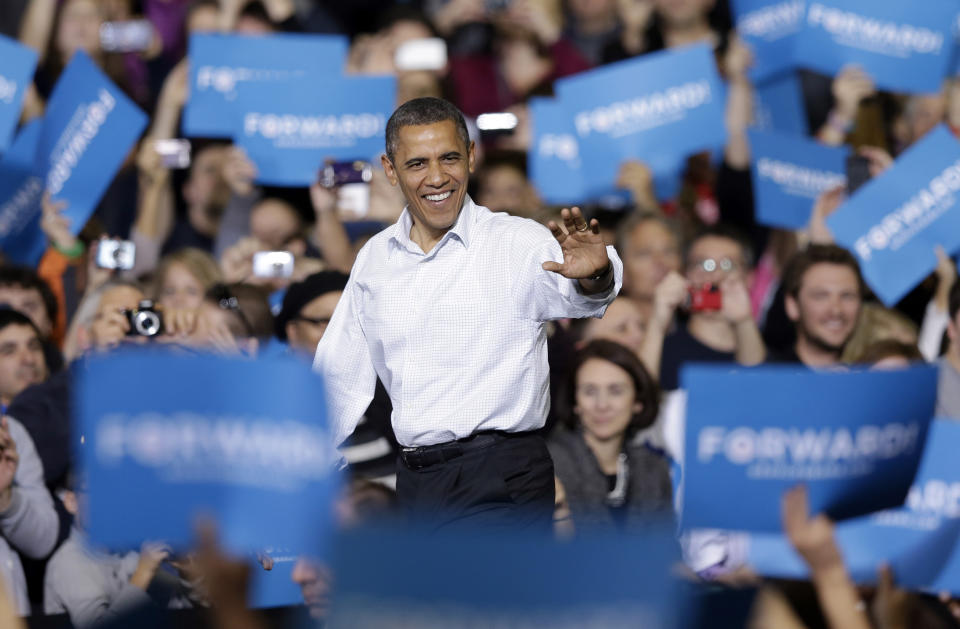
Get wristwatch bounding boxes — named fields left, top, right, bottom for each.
left=588, top=261, right=613, bottom=282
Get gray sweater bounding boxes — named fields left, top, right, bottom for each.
left=0, top=416, right=59, bottom=615
left=43, top=528, right=149, bottom=626
left=548, top=428, right=674, bottom=533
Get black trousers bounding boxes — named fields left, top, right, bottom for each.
left=396, top=432, right=556, bottom=534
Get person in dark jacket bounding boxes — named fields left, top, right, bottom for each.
left=549, top=339, right=672, bottom=533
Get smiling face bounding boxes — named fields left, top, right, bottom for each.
left=787, top=263, right=862, bottom=354
left=582, top=297, right=646, bottom=354
left=575, top=358, right=641, bottom=444
left=0, top=323, right=46, bottom=404
left=159, top=262, right=206, bottom=311
left=381, top=120, right=476, bottom=243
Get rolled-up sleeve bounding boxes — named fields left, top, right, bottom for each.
left=514, top=225, right=623, bottom=322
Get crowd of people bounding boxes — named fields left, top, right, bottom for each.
left=0, top=0, right=959, bottom=627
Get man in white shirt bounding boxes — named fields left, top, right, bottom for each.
left=314, top=97, right=622, bottom=531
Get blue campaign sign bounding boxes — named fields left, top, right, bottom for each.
left=76, top=350, right=341, bottom=556
left=752, top=72, right=808, bottom=136
left=0, top=120, right=45, bottom=266
left=0, top=35, right=38, bottom=154
left=827, top=125, right=960, bottom=306
left=749, top=129, right=847, bottom=229
left=681, top=364, right=937, bottom=532
left=795, top=0, right=956, bottom=93
left=249, top=552, right=303, bottom=608
left=183, top=33, right=349, bottom=138
left=528, top=97, right=588, bottom=205
left=329, top=522, right=683, bottom=628
left=732, top=0, right=805, bottom=82
left=747, top=419, right=960, bottom=590
left=554, top=44, right=727, bottom=200
left=233, top=76, right=394, bottom=187
left=35, top=52, right=147, bottom=236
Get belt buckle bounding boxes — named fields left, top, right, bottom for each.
left=401, top=446, right=425, bottom=470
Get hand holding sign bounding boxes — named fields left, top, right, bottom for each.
left=130, top=541, right=171, bottom=590
left=782, top=485, right=843, bottom=575
left=832, top=65, right=876, bottom=122
left=39, top=192, right=77, bottom=255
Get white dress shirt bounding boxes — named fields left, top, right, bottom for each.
left=313, top=197, right=623, bottom=447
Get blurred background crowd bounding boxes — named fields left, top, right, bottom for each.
left=0, top=0, right=958, bottom=627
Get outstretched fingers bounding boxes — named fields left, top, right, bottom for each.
left=546, top=220, right=567, bottom=244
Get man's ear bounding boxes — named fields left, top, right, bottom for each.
left=381, top=154, right=398, bottom=186
left=467, top=140, right=477, bottom=174
left=285, top=321, right=299, bottom=345
left=785, top=294, right=800, bottom=323
left=60, top=490, right=78, bottom=516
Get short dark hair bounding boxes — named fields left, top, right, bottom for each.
left=685, top=223, right=754, bottom=269
left=385, top=97, right=470, bottom=163
left=556, top=340, right=660, bottom=438
left=205, top=283, right=274, bottom=340
left=0, top=308, right=41, bottom=338
left=0, top=266, right=58, bottom=330
left=275, top=271, right=349, bottom=340
left=238, top=1, right=274, bottom=27
left=782, top=244, right=866, bottom=300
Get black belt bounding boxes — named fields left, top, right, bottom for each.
left=400, top=430, right=528, bottom=471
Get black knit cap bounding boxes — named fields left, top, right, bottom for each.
left=274, top=271, right=349, bottom=341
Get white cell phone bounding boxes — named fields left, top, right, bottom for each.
left=154, top=139, right=191, bottom=169
left=96, top=239, right=136, bottom=270
left=252, top=251, right=294, bottom=278
left=100, top=20, right=153, bottom=53
left=394, top=38, right=448, bottom=72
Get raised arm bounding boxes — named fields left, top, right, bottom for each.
left=817, top=66, right=875, bottom=146
left=309, top=182, right=355, bottom=274
left=18, top=0, right=58, bottom=63
left=0, top=417, right=57, bottom=560
left=782, top=485, right=871, bottom=629
left=639, top=271, right=688, bottom=381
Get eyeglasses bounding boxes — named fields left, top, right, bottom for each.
left=208, top=283, right=255, bottom=338
left=687, top=257, right=740, bottom=273
left=295, top=315, right=332, bottom=328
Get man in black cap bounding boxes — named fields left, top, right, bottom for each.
left=277, top=272, right=398, bottom=485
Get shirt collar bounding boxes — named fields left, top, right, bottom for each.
left=390, top=195, right=478, bottom=254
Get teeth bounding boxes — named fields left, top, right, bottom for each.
left=425, top=191, right=451, bottom=202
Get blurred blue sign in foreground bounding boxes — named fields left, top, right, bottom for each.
left=682, top=364, right=936, bottom=532
left=748, top=419, right=960, bottom=593
left=76, top=350, right=341, bottom=556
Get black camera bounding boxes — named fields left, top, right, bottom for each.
left=124, top=300, right=164, bottom=338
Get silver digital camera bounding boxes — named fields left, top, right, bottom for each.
left=124, top=300, right=164, bottom=338
left=96, top=239, right=136, bottom=271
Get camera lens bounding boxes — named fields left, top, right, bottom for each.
left=134, top=311, right=161, bottom=337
